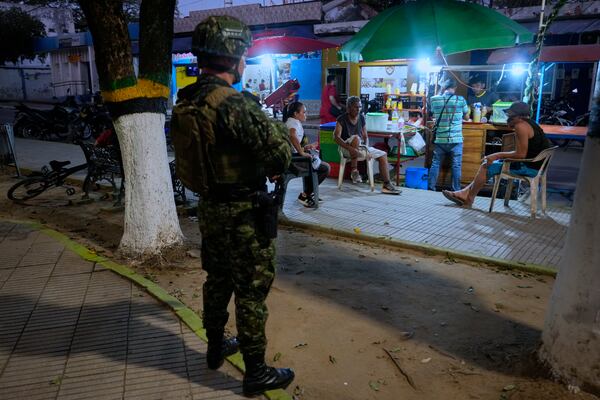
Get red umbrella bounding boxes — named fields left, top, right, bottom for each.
left=247, top=36, right=338, bottom=58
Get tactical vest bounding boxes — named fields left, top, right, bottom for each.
left=171, top=86, right=263, bottom=197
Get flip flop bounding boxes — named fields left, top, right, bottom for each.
left=442, top=190, right=466, bottom=206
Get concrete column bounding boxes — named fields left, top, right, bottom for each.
left=539, top=68, right=600, bottom=395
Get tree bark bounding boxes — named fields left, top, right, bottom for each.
left=79, top=0, right=183, bottom=257
left=539, top=68, right=600, bottom=396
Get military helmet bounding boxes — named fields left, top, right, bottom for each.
left=192, top=16, right=252, bottom=60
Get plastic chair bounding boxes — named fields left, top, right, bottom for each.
left=337, top=141, right=375, bottom=192
left=488, top=146, right=558, bottom=218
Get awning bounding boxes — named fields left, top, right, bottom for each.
left=521, top=19, right=600, bottom=35
left=171, top=35, right=337, bottom=58
left=487, top=44, right=600, bottom=64
left=247, top=36, right=337, bottom=58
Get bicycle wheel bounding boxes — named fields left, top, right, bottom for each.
left=7, top=177, right=49, bottom=201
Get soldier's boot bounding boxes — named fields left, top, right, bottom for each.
left=242, top=354, right=295, bottom=397
left=207, top=336, right=240, bottom=370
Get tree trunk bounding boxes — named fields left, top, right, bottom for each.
left=79, top=0, right=183, bottom=257
left=539, top=68, right=600, bottom=396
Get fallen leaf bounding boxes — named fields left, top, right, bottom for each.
left=369, top=381, right=380, bottom=391
left=329, top=355, right=337, bottom=364
left=294, top=342, right=308, bottom=348
left=353, top=227, right=361, bottom=234
left=517, top=285, right=533, bottom=289
left=50, top=376, right=63, bottom=385
left=503, top=384, right=516, bottom=391
left=273, top=352, right=282, bottom=362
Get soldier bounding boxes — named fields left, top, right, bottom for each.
left=177, top=16, right=294, bottom=396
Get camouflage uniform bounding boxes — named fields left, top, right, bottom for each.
left=177, top=74, right=291, bottom=357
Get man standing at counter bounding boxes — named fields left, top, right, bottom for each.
left=428, top=78, right=470, bottom=191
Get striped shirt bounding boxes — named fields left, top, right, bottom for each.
left=430, top=93, right=469, bottom=144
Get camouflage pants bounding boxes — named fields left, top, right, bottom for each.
left=198, top=200, right=276, bottom=357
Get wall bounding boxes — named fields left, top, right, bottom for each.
left=0, top=67, right=52, bottom=101
left=291, top=58, right=321, bottom=100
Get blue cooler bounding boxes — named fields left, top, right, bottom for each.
left=405, top=167, right=428, bottom=190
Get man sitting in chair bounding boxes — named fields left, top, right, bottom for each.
left=333, top=96, right=400, bottom=195
left=441, top=101, right=551, bottom=207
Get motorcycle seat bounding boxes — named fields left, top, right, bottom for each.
left=49, top=160, right=71, bottom=171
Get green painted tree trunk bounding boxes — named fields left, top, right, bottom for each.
left=78, top=0, right=183, bottom=258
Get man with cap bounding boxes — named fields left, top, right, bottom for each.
left=174, top=15, right=294, bottom=396
left=428, top=77, right=470, bottom=191
left=441, top=101, right=551, bottom=207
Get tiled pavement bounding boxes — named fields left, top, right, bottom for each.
left=0, top=221, right=250, bottom=400
left=281, top=178, right=571, bottom=270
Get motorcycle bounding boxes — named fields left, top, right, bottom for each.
left=13, top=103, right=82, bottom=141
left=78, top=101, right=114, bottom=140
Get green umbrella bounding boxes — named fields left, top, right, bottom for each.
left=339, top=0, right=534, bottom=62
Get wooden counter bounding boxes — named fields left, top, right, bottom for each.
left=431, top=122, right=513, bottom=188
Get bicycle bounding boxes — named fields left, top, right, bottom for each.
left=7, top=160, right=88, bottom=202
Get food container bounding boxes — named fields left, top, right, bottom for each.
left=366, top=112, right=388, bottom=132
left=492, top=101, right=513, bottom=124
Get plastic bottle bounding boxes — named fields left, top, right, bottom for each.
left=397, top=114, right=405, bottom=131
left=473, top=103, right=482, bottom=123
left=391, top=109, right=399, bottom=127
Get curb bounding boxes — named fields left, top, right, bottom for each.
left=4, top=218, right=292, bottom=400
left=279, top=216, right=557, bottom=277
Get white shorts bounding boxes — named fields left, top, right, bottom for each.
left=341, top=135, right=386, bottom=159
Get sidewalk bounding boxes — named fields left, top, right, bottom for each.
left=10, top=137, right=570, bottom=271
left=282, top=179, right=569, bottom=272
left=0, top=220, right=250, bottom=400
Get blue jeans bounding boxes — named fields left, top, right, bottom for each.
left=428, top=143, right=463, bottom=191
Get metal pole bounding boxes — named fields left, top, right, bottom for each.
left=536, top=63, right=546, bottom=122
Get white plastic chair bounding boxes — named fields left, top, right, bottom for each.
left=337, top=140, right=375, bottom=192
left=488, top=146, right=558, bottom=218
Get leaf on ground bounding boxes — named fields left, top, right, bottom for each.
left=503, top=384, right=516, bottom=391
left=389, top=347, right=402, bottom=352
left=294, top=342, right=308, bottom=348
left=273, top=352, right=282, bottom=362
left=369, top=381, right=380, bottom=391
left=50, top=375, right=63, bottom=385
left=353, top=227, right=361, bottom=234
left=293, top=385, right=303, bottom=396
left=517, top=285, right=533, bottom=289
left=329, top=355, right=337, bottom=364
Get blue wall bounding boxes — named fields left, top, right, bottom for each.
left=291, top=58, right=321, bottom=100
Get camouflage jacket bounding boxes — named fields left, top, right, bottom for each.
left=177, top=74, right=291, bottom=194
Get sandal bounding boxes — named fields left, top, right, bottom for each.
left=442, top=190, right=466, bottom=206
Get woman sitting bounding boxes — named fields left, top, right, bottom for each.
left=442, top=102, right=551, bottom=207
left=284, top=101, right=331, bottom=208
